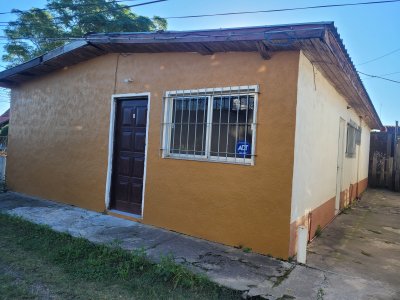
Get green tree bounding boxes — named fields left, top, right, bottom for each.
left=3, top=0, right=167, bottom=66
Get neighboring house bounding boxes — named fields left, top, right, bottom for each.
left=0, top=22, right=382, bottom=259
left=0, top=108, right=9, bottom=128
left=0, top=109, right=9, bottom=151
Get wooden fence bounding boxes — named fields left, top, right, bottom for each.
left=369, top=122, right=400, bottom=191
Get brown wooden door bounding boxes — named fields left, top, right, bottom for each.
left=110, top=98, right=148, bottom=215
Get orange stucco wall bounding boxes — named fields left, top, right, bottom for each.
left=8, top=51, right=300, bottom=258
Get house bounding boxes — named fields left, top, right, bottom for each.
left=0, top=108, right=10, bottom=128
left=0, top=22, right=382, bottom=259
left=0, top=108, right=9, bottom=151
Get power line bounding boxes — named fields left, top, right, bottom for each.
left=0, top=0, right=146, bottom=15
left=363, top=71, right=400, bottom=79
left=0, top=0, right=398, bottom=27
left=0, top=0, right=167, bottom=27
left=357, top=47, right=400, bottom=65
left=358, top=71, right=400, bottom=84
left=63, top=0, right=167, bottom=19
left=164, top=0, right=400, bottom=19
left=380, top=71, right=400, bottom=76
left=0, top=37, right=78, bottom=41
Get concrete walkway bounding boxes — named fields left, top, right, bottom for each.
left=0, top=191, right=397, bottom=299
left=307, top=188, right=400, bottom=299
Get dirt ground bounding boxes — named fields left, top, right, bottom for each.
left=307, top=188, right=400, bottom=297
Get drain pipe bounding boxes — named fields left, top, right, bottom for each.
left=297, top=226, right=308, bottom=264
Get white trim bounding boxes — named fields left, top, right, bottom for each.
left=164, top=155, right=253, bottom=165
left=335, top=117, right=346, bottom=212
left=105, top=97, right=116, bottom=210
left=162, top=86, right=259, bottom=165
left=250, top=92, right=258, bottom=166
left=205, top=95, right=213, bottom=158
left=165, top=85, right=259, bottom=97
left=105, top=92, right=151, bottom=219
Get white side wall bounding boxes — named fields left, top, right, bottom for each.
left=290, top=51, right=371, bottom=223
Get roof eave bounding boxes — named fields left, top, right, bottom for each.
left=0, top=22, right=382, bottom=129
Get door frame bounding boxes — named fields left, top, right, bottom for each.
left=105, top=92, right=151, bottom=218
left=335, top=117, right=346, bottom=212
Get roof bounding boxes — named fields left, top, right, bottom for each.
left=0, top=109, right=9, bottom=126
left=0, top=22, right=382, bottom=129
left=384, top=125, right=399, bottom=134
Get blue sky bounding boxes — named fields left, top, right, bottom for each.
left=0, top=0, right=399, bottom=125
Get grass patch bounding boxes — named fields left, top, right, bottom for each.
left=0, top=273, right=35, bottom=299
left=0, top=213, right=241, bottom=299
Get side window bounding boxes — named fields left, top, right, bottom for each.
left=346, top=122, right=361, bottom=157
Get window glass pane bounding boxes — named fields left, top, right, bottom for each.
left=210, top=95, right=254, bottom=159
left=346, top=125, right=356, bottom=157
left=170, top=97, right=208, bottom=155
left=355, top=127, right=361, bottom=145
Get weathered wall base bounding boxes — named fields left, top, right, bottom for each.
left=289, top=177, right=368, bottom=257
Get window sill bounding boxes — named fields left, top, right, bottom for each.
left=163, top=154, right=254, bottom=166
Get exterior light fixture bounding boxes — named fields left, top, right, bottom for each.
left=123, top=78, right=133, bottom=83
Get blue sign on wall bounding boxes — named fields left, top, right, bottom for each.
left=236, top=141, right=251, bottom=157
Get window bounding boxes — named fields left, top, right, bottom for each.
left=355, top=126, right=362, bottom=145
left=346, top=121, right=361, bottom=158
left=162, top=86, right=258, bottom=165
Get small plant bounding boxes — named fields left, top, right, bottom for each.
left=273, top=266, right=294, bottom=287
left=315, top=225, right=322, bottom=237
left=236, top=244, right=252, bottom=253
left=155, top=254, right=208, bottom=289
left=317, top=288, right=325, bottom=300
left=243, top=247, right=252, bottom=253
left=341, top=205, right=352, bottom=214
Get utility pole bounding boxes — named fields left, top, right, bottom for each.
left=394, top=121, right=399, bottom=191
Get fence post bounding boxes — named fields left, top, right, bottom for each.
left=371, top=152, right=378, bottom=188
left=387, top=158, right=394, bottom=190
left=395, top=140, right=400, bottom=192
left=394, top=121, right=398, bottom=191
left=379, top=158, right=385, bottom=187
